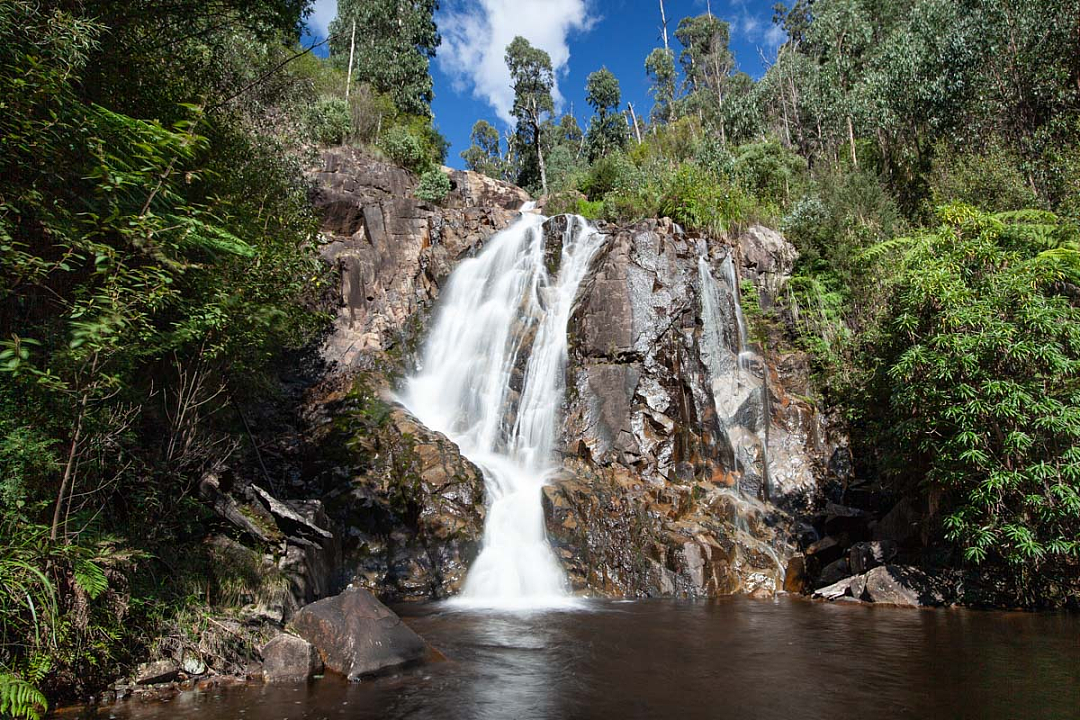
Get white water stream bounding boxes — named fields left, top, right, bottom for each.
left=698, top=255, right=770, bottom=494
left=398, top=209, right=603, bottom=609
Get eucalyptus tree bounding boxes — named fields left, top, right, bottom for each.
left=584, top=67, right=630, bottom=160
left=330, top=0, right=440, bottom=116
left=461, top=119, right=506, bottom=178
left=674, top=14, right=735, bottom=142
left=645, top=47, right=678, bottom=123
left=506, top=36, right=555, bottom=195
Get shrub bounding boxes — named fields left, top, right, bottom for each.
left=379, top=126, right=429, bottom=173
left=303, top=96, right=350, bottom=146
left=733, top=140, right=807, bottom=208
left=658, top=162, right=753, bottom=236
left=415, top=168, right=450, bottom=203
left=929, top=143, right=1040, bottom=212
left=860, top=205, right=1080, bottom=600
left=579, top=152, right=637, bottom=199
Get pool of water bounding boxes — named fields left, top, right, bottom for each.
left=94, top=597, right=1080, bottom=720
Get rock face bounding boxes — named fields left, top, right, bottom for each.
left=542, top=217, right=842, bottom=597
left=312, top=148, right=529, bottom=367
left=303, top=376, right=486, bottom=601
left=290, top=586, right=427, bottom=680
left=261, top=634, right=323, bottom=683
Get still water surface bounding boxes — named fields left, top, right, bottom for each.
left=98, top=597, right=1080, bottom=720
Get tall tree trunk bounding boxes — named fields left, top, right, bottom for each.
left=534, top=117, right=548, bottom=196
left=659, top=0, right=669, bottom=51
left=847, top=114, right=858, bottom=168
left=627, top=103, right=643, bottom=143
left=345, top=19, right=356, bottom=100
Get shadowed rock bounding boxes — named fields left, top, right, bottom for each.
left=290, top=586, right=427, bottom=680
left=261, top=634, right=323, bottom=683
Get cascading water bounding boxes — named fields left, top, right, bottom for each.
left=398, top=209, right=603, bottom=609
left=698, top=254, right=770, bottom=498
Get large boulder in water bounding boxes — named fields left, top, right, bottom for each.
left=290, top=586, right=428, bottom=680
left=261, top=634, right=323, bottom=683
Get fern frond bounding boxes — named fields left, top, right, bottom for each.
left=0, top=674, right=47, bottom=720
left=858, top=234, right=918, bottom=262
left=167, top=214, right=255, bottom=257
left=72, top=559, right=108, bottom=600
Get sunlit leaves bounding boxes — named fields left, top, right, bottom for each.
left=868, top=205, right=1080, bottom=575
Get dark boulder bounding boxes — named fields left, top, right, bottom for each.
left=261, top=634, right=324, bottom=683
left=818, top=557, right=851, bottom=587
left=848, top=540, right=897, bottom=575
left=873, top=498, right=923, bottom=547
left=290, top=586, right=428, bottom=680
left=863, top=565, right=944, bottom=607
left=823, top=502, right=869, bottom=536
left=805, top=535, right=844, bottom=565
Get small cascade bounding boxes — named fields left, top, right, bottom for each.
left=698, top=255, right=770, bottom=499
left=398, top=209, right=603, bottom=609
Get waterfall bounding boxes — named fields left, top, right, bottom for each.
left=398, top=210, right=603, bottom=609
left=698, top=255, right=770, bottom=498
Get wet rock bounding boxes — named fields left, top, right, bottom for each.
left=290, top=586, right=428, bottom=680
left=862, top=565, right=944, bottom=607
left=737, top=225, right=797, bottom=308
left=304, top=375, right=485, bottom=601
left=135, top=660, right=179, bottom=685
left=312, top=148, right=529, bottom=369
left=261, top=634, right=324, bottom=683
left=849, top=540, right=897, bottom=575
left=783, top=555, right=808, bottom=594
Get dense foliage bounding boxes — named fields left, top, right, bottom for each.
left=860, top=207, right=1080, bottom=598
left=0, top=0, right=456, bottom=710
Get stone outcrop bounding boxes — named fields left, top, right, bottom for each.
left=311, top=148, right=529, bottom=368
left=261, top=634, right=323, bottom=683
left=290, top=586, right=428, bottom=680
left=302, top=375, right=486, bottom=601
left=302, top=152, right=847, bottom=603
left=542, top=217, right=843, bottom=598
left=813, top=564, right=947, bottom=607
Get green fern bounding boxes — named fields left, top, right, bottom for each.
left=72, top=559, right=108, bottom=600
left=0, top=674, right=47, bottom=720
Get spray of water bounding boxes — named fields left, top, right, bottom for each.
left=398, top=210, right=603, bottom=609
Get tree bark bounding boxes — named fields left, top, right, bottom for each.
left=847, top=114, right=858, bottom=168
left=345, top=19, right=356, bottom=100
left=627, top=103, right=643, bottom=143
left=659, top=0, right=669, bottom=51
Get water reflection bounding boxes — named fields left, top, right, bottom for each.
left=93, top=598, right=1080, bottom=720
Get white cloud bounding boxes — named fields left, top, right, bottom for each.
left=438, top=0, right=594, bottom=125
left=308, top=0, right=337, bottom=38
left=764, top=24, right=787, bottom=49
left=724, top=0, right=787, bottom=62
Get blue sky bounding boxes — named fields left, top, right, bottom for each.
left=306, top=1, right=785, bottom=169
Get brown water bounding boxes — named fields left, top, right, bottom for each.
left=96, top=598, right=1080, bottom=720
